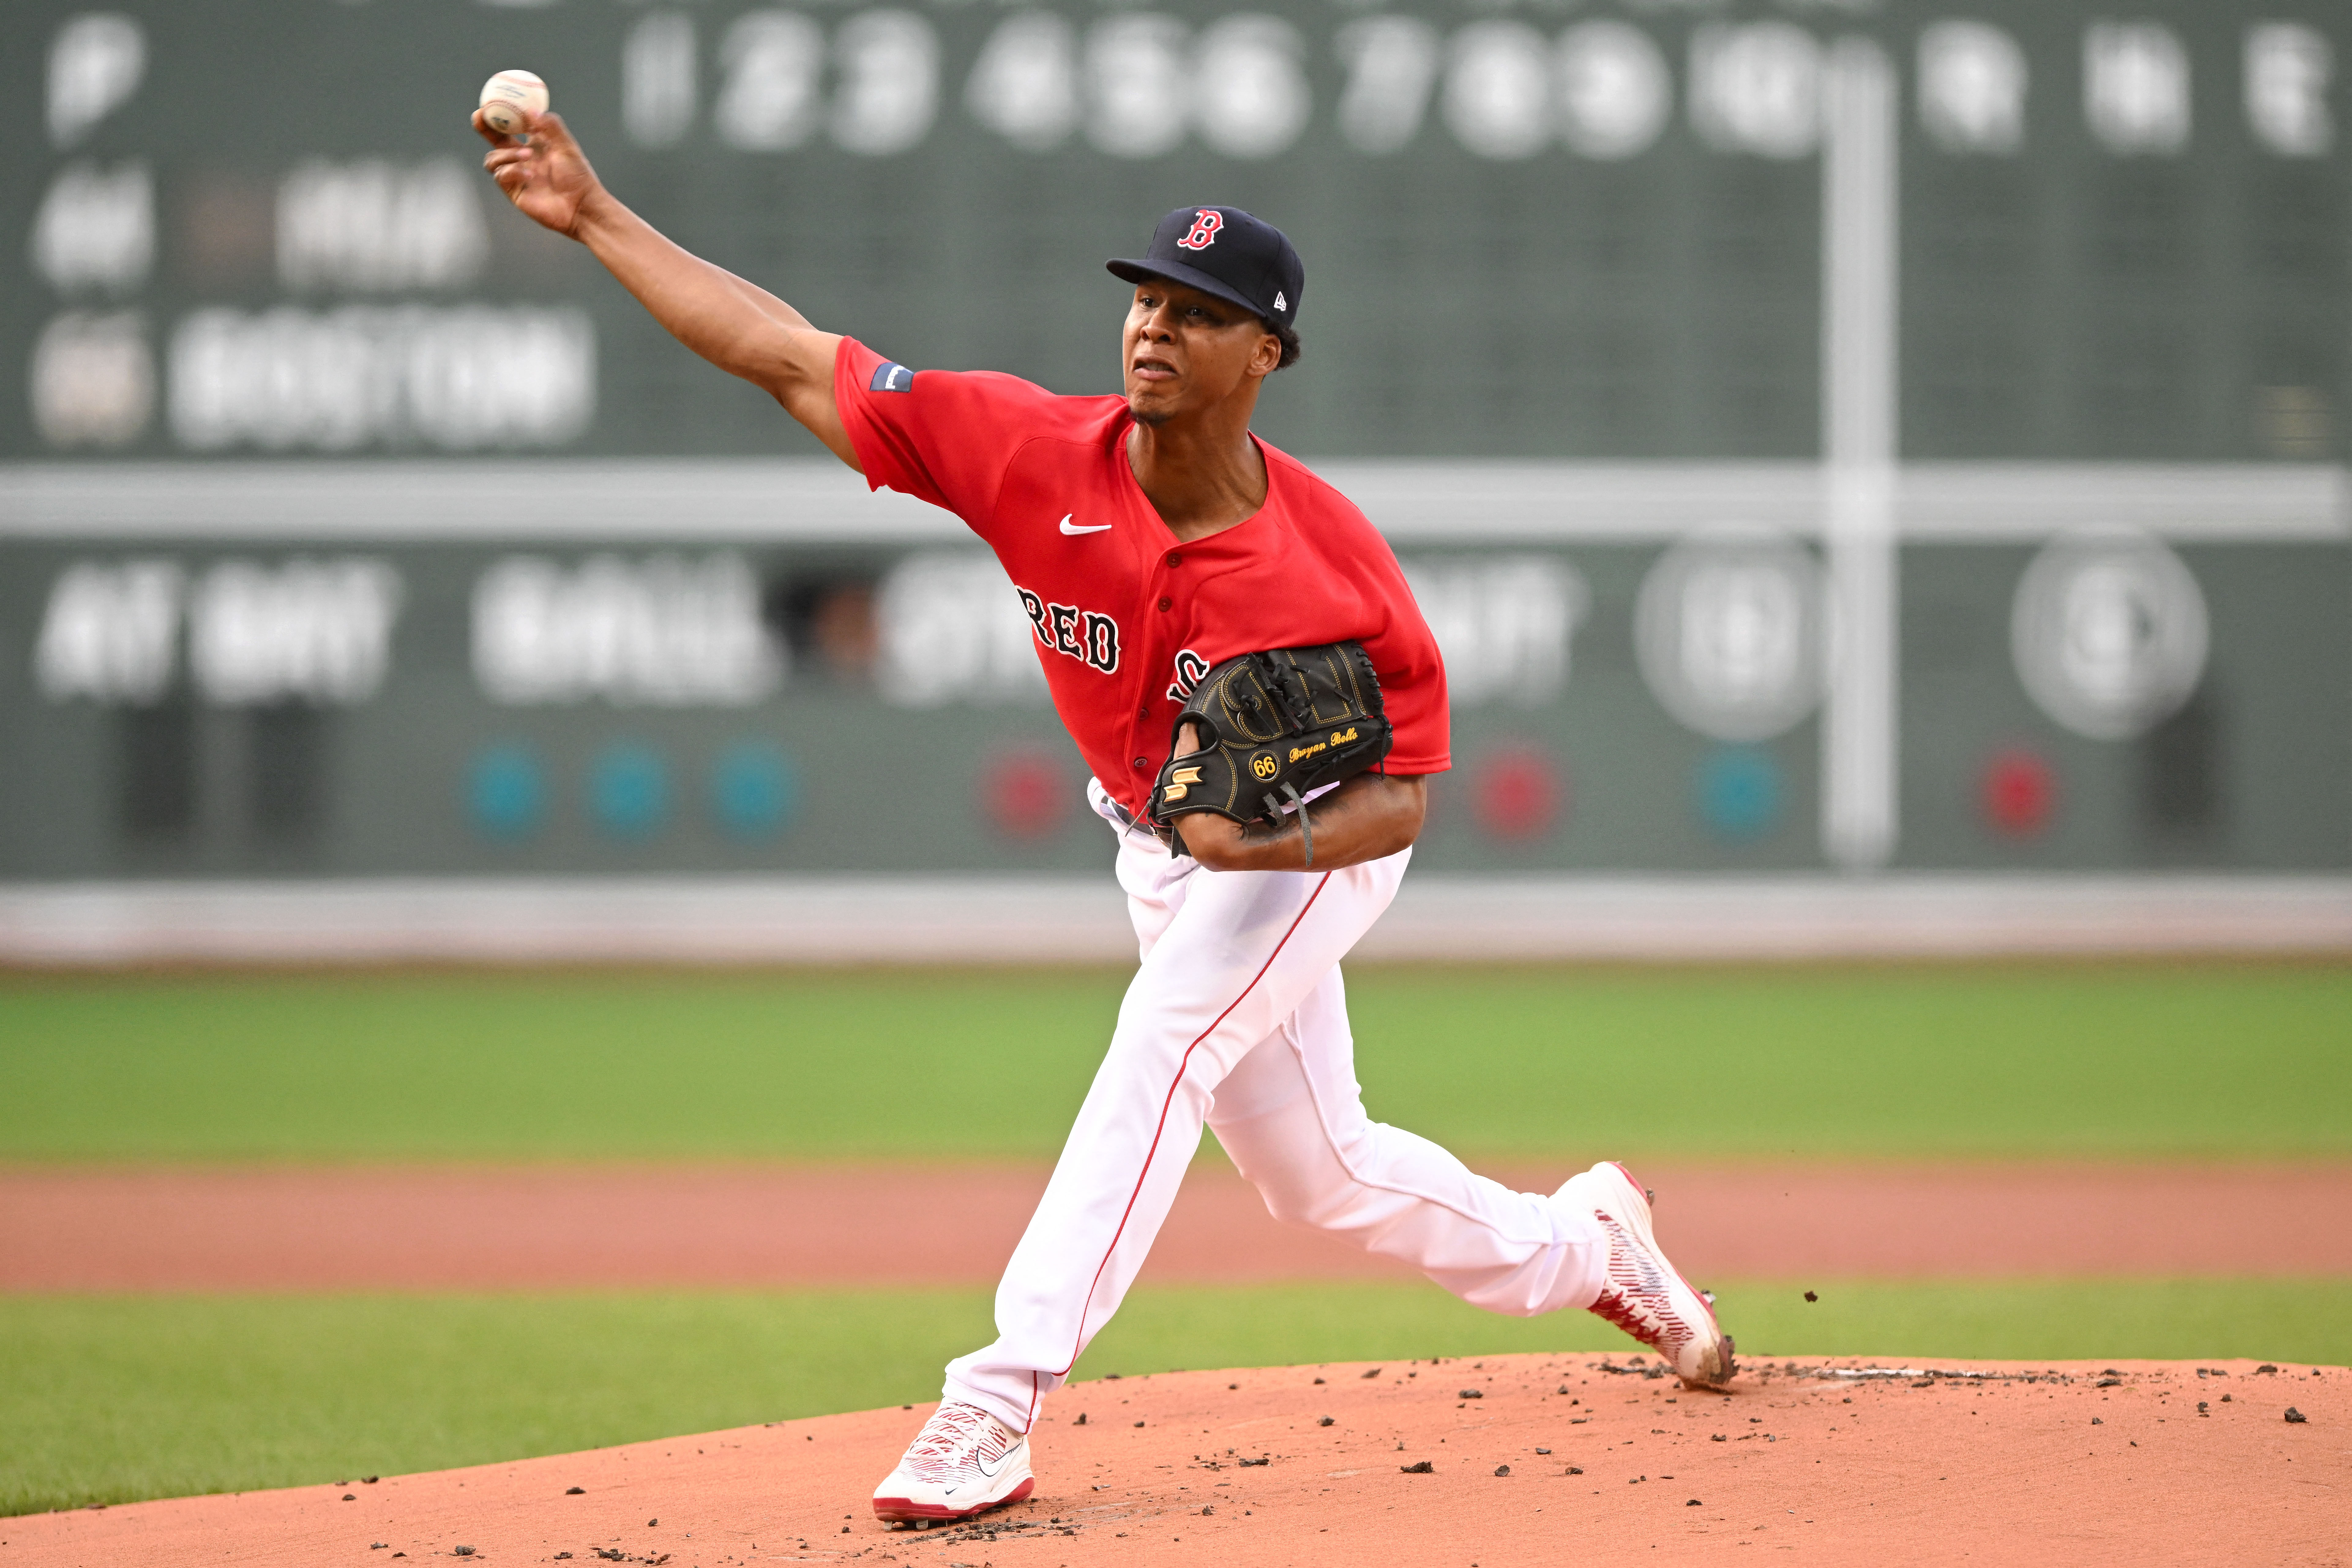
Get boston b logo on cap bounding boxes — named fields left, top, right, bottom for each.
left=1108, top=205, right=1304, bottom=329
left=1177, top=210, right=1224, bottom=250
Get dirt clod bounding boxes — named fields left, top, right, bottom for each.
left=1400, top=1462, right=1434, bottom=1474
left=566, top=1487, right=585, bottom=1495
left=1493, top=1465, right=1510, bottom=1477
left=1458, top=1389, right=1482, bottom=1399
left=1804, top=1291, right=1818, bottom=1303
left=1361, top=1368, right=1382, bottom=1379
left=2284, top=1408, right=2307, bottom=1424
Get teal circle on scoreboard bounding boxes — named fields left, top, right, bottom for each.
left=711, top=739, right=798, bottom=839
left=1697, top=747, right=1782, bottom=841
left=591, top=743, right=670, bottom=839
left=467, top=744, right=546, bottom=841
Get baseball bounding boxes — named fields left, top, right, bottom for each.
left=478, top=69, right=548, bottom=136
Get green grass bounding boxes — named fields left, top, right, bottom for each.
left=4, top=1279, right=2345, bottom=1518
left=1, top=965, right=2346, bottom=1163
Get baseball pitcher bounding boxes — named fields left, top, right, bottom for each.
left=477, top=105, right=1733, bottom=1529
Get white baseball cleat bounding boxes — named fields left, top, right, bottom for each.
left=1558, top=1160, right=1737, bottom=1390
left=871, top=1401, right=1034, bottom=1525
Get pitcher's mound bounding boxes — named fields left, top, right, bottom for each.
left=10, top=1355, right=2341, bottom=1566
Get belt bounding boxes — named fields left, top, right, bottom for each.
left=1103, top=791, right=1180, bottom=851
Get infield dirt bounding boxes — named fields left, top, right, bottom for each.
left=7, top=1162, right=2349, bottom=1290
left=6, top=1355, right=2342, bottom=1567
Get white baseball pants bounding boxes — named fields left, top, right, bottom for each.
left=942, top=783, right=1609, bottom=1432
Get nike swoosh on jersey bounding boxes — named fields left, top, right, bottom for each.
left=1059, top=515, right=1112, bottom=535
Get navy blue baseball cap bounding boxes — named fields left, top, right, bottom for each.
left=1108, top=206, right=1303, bottom=330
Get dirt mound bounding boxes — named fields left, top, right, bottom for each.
left=5, top=1356, right=2341, bottom=1566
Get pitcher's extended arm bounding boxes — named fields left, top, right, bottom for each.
left=475, top=108, right=853, bottom=467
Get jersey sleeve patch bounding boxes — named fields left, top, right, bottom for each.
left=869, top=361, right=915, bottom=393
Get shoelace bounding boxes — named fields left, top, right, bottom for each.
left=903, top=1406, right=1007, bottom=1479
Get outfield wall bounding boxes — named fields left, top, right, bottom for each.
left=10, top=0, right=2349, bottom=959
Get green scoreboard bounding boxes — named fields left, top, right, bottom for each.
left=2, top=0, right=2346, bottom=890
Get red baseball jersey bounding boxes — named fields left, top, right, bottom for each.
left=833, top=338, right=1451, bottom=816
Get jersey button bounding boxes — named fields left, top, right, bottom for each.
left=1156, top=596, right=1173, bottom=612
left=1165, top=552, right=1182, bottom=567
left=1131, top=756, right=1148, bottom=771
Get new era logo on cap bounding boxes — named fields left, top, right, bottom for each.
left=1108, top=205, right=1303, bottom=329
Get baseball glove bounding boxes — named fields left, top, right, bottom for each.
left=1147, top=642, right=1393, bottom=865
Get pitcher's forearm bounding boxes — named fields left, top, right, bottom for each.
left=1177, top=774, right=1426, bottom=872
left=573, top=192, right=810, bottom=378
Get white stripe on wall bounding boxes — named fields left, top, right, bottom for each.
left=3, top=461, right=2345, bottom=543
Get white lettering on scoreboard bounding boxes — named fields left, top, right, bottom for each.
left=1402, top=556, right=1589, bottom=709
left=168, top=307, right=595, bottom=452
left=276, top=160, right=488, bottom=293
left=188, top=559, right=405, bottom=706
left=33, top=557, right=404, bottom=707
left=874, top=551, right=1049, bottom=708
left=471, top=553, right=786, bottom=707
left=34, top=560, right=182, bottom=705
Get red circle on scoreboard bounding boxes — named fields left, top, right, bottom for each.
left=1980, top=748, right=2057, bottom=838
left=1474, top=745, right=1564, bottom=842
left=982, top=750, right=1074, bottom=840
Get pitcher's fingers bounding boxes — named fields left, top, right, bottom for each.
left=471, top=107, right=524, bottom=148
left=523, top=108, right=580, bottom=151
left=483, top=145, right=532, bottom=173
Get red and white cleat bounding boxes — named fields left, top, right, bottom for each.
left=1559, top=1161, right=1737, bottom=1390
left=871, top=1402, right=1034, bottom=1525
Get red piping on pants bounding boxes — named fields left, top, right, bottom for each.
left=1025, top=872, right=1334, bottom=1428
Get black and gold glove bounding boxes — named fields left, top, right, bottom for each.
left=1147, top=642, right=1393, bottom=865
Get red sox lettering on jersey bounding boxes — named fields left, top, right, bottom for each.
left=1017, top=588, right=1120, bottom=674
left=1165, top=648, right=1211, bottom=702
left=830, top=338, right=1449, bottom=814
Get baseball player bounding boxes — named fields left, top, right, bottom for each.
left=478, top=106, right=1733, bottom=1528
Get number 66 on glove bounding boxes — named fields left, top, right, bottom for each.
left=1147, top=642, right=1394, bottom=865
